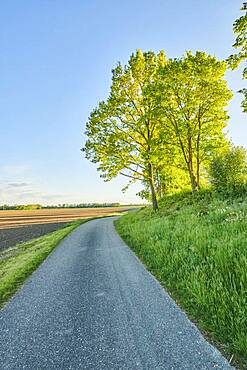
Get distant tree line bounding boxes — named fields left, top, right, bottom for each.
left=43, top=203, right=121, bottom=209
left=0, top=203, right=123, bottom=211
left=0, top=204, right=42, bottom=210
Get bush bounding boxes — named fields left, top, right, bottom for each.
left=209, top=145, right=247, bottom=193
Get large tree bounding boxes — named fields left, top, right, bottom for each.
left=156, top=51, right=232, bottom=192
left=227, top=2, right=247, bottom=112
left=84, top=50, right=232, bottom=205
left=83, top=50, right=166, bottom=210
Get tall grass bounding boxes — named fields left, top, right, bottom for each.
left=115, top=190, right=247, bottom=368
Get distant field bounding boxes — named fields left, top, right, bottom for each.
left=0, top=207, right=132, bottom=229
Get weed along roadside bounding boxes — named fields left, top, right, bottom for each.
left=115, top=190, right=247, bottom=369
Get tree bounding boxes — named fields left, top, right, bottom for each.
left=209, top=144, right=247, bottom=191
left=138, top=164, right=190, bottom=202
left=83, top=50, right=232, bottom=205
left=83, top=50, right=166, bottom=210
left=156, top=51, right=232, bottom=193
left=227, top=2, right=247, bottom=112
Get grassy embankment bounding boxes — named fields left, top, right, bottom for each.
left=0, top=218, right=90, bottom=308
left=115, top=190, right=247, bottom=368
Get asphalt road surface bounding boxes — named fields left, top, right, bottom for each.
left=0, top=217, right=233, bottom=370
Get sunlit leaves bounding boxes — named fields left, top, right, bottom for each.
left=83, top=50, right=232, bottom=205
left=84, top=50, right=166, bottom=208
left=227, top=2, right=247, bottom=112
left=155, top=51, right=232, bottom=192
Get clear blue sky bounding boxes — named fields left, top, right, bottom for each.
left=0, top=0, right=246, bottom=205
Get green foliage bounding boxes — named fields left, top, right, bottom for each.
left=84, top=49, right=167, bottom=209
left=156, top=51, right=232, bottom=192
left=156, top=166, right=191, bottom=196
left=84, top=50, right=165, bottom=180
left=227, top=2, right=247, bottom=112
left=84, top=50, right=232, bottom=207
left=139, top=166, right=191, bottom=201
left=115, top=191, right=247, bottom=367
left=209, top=145, right=247, bottom=193
left=16, top=204, right=42, bottom=210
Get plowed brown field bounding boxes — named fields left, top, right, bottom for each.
left=0, top=207, right=130, bottom=229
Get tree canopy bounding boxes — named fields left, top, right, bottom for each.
left=156, top=51, right=232, bottom=192
left=84, top=50, right=166, bottom=210
left=228, top=2, right=247, bottom=112
left=83, top=50, right=232, bottom=209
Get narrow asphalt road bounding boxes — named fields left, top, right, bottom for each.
left=0, top=217, right=233, bottom=370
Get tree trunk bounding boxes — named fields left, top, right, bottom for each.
left=187, top=140, right=198, bottom=193
left=187, top=160, right=198, bottom=193
left=190, top=172, right=198, bottom=193
left=148, top=163, right=158, bottom=210
left=196, top=166, right=200, bottom=190
left=196, top=118, right=201, bottom=190
left=196, top=144, right=200, bottom=190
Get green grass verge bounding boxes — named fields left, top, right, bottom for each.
left=0, top=218, right=91, bottom=308
left=115, top=190, right=247, bottom=369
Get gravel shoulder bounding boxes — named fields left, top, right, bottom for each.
left=0, top=222, right=69, bottom=250
left=0, top=217, right=233, bottom=369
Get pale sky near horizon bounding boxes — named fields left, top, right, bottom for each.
left=0, top=0, right=246, bottom=205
